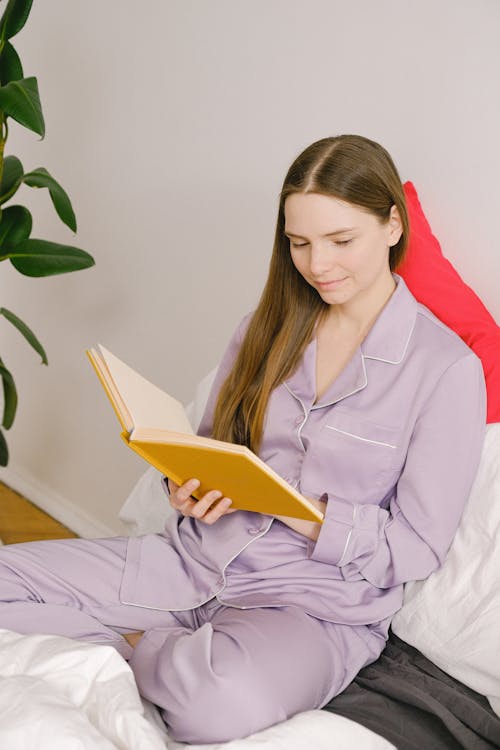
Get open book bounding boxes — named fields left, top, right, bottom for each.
left=87, top=345, right=324, bottom=522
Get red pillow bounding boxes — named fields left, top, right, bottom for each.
left=398, top=182, right=500, bottom=423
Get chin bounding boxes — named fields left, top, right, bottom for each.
left=317, top=286, right=354, bottom=304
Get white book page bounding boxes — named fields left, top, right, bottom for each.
left=98, top=345, right=194, bottom=435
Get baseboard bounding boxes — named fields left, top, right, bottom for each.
left=0, top=464, right=117, bottom=539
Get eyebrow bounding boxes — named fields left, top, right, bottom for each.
left=284, top=227, right=356, bottom=239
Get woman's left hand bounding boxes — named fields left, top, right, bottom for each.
left=274, top=495, right=327, bottom=540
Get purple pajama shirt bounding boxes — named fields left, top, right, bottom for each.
left=0, top=275, right=486, bottom=743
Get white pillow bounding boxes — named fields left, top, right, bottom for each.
left=392, top=423, right=500, bottom=717
left=118, top=466, right=170, bottom=536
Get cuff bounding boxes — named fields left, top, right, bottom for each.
left=308, top=496, right=356, bottom=566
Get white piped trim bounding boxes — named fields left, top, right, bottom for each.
left=325, top=425, right=397, bottom=449
left=363, top=315, right=416, bottom=365
left=311, top=355, right=368, bottom=410
left=337, top=505, right=357, bottom=567
left=284, top=382, right=308, bottom=453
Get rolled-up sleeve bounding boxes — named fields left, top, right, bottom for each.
left=309, top=353, right=487, bottom=588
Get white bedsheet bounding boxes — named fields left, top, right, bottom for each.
left=0, top=628, right=395, bottom=750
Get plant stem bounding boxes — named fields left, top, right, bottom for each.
left=0, top=111, right=4, bottom=189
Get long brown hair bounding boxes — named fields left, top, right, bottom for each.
left=212, top=134, right=409, bottom=453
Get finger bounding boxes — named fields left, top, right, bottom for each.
left=172, top=494, right=198, bottom=515
left=177, top=496, right=198, bottom=516
left=167, top=478, right=179, bottom=494
left=201, top=497, right=233, bottom=525
left=190, top=489, right=224, bottom=518
left=171, top=478, right=200, bottom=507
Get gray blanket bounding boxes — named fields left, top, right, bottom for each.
left=322, top=631, right=500, bottom=749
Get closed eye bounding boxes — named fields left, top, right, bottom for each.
left=290, top=239, right=353, bottom=248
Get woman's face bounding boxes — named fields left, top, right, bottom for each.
left=284, top=192, right=402, bottom=307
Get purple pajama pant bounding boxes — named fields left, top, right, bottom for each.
left=0, top=536, right=384, bottom=744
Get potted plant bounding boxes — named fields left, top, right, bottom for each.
left=0, top=0, right=94, bottom=465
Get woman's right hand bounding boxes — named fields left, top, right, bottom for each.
left=167, top=478, right=238, bottom=525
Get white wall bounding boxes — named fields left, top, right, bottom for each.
left=1, top=0, right=499, bottom=535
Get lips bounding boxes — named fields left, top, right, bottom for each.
left=316, top=277, right=347, bottom=288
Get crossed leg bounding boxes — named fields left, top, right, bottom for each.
left=132, top=599, right=383, bottom=743
left=0, top=536, right=384, bottom=744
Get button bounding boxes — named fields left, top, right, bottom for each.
left=295, top=416, right=303, bottom=426
left=248, top=527, right=261, bottom=535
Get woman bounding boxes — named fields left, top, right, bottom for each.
left=0, top=135, right=486, bottom=744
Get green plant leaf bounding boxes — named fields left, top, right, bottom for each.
left=0, top=154, right=24, bottom=204
left=0, top=0, right=33, bottom=41
left=0, top=204, right=31, bottom=248
left=0, top=307, right=47, bottom=364
left=0, top=426, right=8, bottom=465
left=7, top=238, right=95, bottom=276
left=0, top=77, right=45, bottom=137
left=23, top=168, right=76, bottom=232
left=0, top=40, right=23, bottom=84
left=0, top=358, right=17, bottom=429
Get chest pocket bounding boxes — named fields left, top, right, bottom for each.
left=302, top=408, right=402, bottom=503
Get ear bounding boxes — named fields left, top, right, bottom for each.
left=387, top=205, right=403, bottom=247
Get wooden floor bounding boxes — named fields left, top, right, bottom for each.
left=0, top=481, right=77, bottom=545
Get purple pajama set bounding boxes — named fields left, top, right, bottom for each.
left=0, top=275, right=486, bottom=744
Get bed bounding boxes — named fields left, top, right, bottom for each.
left=1, top=371, right=498, bottom=749
left=1, top=184, right=499, bottom=748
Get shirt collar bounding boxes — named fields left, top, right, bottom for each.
left=284, top=274, right=418, bottom=409
left=361, top=273, right=418, bottom=364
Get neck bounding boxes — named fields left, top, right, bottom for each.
left=326, top=272, right=397, bottom=338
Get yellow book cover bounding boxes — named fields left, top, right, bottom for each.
left=87, top=345, right=323, bottom=523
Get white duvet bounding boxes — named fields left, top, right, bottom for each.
left=0, top=628, right=395, bottom=750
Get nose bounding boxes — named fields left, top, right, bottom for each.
left=309, top=242, right=332, bottom=278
